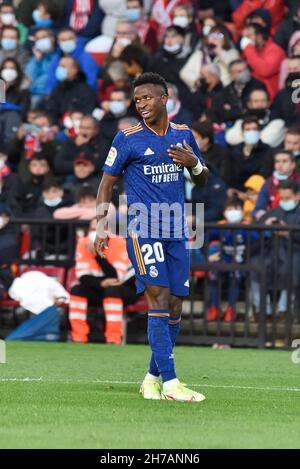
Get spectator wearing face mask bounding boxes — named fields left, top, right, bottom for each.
left=14, top=153, right=53, bottom=217
left=252, top=180, right=300, bottom=317
left=172, top=4, right=199, bottom=53
left=0, top=58, right=30, bottom=119
left=253, top=150, right=300, bottom=220
left=227, top=116, right=272, bottom=191
left=206, top=197, right=256, bottom=322
left=225, top=88, right=285, bottom=147
left=31, top=178, right=73, bottom=259
left=240, top=23, right=286, bottom=101
left=47, top=27, right=99, bottom=93
left=271, top=71, right=300, bottom=127
left=124, top=0, right=158, bottom=53
left=213, top=59, right=266, bottom=124
left=27, top=0, right=61, bottom=51
left=149, top=0, right=182, bottom=43
left=17, top=0, right=67, bottom=28
left=0, top=2, right=28, bottom=45
left=54, top=115, right=105, bottom=176
left=25, top=27, right=56, bottom=109
left=8, top=111, right=58, bottom=183
left=166, top=82, right=192, bottom=126
left=283, top=127, right=300, bottom=173
left=46, top=56, right=98, bottom=123
left=150, top=25, right=193, bottom=109
left=99, top=88, right=136, bottom=153
left=0, top=25, right=29, bottom=68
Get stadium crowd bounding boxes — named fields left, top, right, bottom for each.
left=0, top=0, right=300, bottom=342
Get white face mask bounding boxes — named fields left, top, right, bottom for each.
left=1, top=13, right=15, bottom=25
left=279, top=199, right=298, bottom=211
left=244, top=130, right=260, bottom=145
left=1, top=68, right=18, bottom=82
left=88, top=230, right=97, bottom=243
left=273, top=171, right=289, bottom=181
left=0, top=216, right=4, bottom=229
left=163, top=43, right=182, bottom=54
left=173, top=16, right=189, bottom=29
left=44, top=197, right=62, bottom=207
left=225, top=209, right=243, bottom=223
left=0, top=159, right=5, bottom=169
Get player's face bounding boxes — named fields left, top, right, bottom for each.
left=134, top=84, right=168, bottom=123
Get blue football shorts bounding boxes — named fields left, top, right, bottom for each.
left=126, top=233, right=190, bottom=297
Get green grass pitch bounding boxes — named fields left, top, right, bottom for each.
left=0, top=342, right=300, bottom=449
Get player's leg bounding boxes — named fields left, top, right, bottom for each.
left=148, top=294, right=182, bottom=378
left=160, top=240, right=206, bottom=402
left=142, top=284, right=178, bottom=398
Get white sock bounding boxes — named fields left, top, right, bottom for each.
left=163, top=378, right=179, bottom=391
left=145, top=372, right=159, bottom=382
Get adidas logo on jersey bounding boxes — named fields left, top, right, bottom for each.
left=144, top=148, right=154, bottom=155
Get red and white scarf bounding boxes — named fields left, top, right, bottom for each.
left=70, top=0, right=93, bottom=32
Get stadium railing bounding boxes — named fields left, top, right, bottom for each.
left=1, top=219, right=299, bottom=349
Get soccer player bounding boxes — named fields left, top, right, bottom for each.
left=95, top=72, right=208, bottom=402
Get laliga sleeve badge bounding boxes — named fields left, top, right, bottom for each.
left=105, top=147, right=117, bottom=166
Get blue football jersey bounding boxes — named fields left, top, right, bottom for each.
left=103, top=121, right=205, bottom=239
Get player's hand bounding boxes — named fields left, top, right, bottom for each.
left=94, top=234, right=108, bottom=258
left=167, top=140, right=198, bottom=168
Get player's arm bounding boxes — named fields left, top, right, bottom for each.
left=94, top=132, right=131, bottom=256
left=167, top=141, right=209, bottom=187
left=94, top=173, right=119, bottom=256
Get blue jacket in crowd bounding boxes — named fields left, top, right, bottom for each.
left=47, top=41, right=99, bottom=93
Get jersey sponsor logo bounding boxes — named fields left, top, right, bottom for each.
left=105, top=147, right=117, bottom=166
left=144, top=147, right=154, bottom=155
left=143, top=162, right=183, bottom=183
left=184, top=280, right=190, bottom=287
left=149, top=265, right=159, bottom=278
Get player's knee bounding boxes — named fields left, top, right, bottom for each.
left=169, top=297, right=183, bottom=318
left=145, top=286, right=169, bottom=310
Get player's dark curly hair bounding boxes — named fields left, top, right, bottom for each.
left=133, top=72, right=168, bottom=95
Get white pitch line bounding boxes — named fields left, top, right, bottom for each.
left=0, top=377, right=300, bottom=393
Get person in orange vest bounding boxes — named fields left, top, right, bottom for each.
left=69, top=218, right=137, bottom=344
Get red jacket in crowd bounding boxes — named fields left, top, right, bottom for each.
left=232, top=0, right=285, bottom=36
left=243, top=38, right=286, bottom=100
